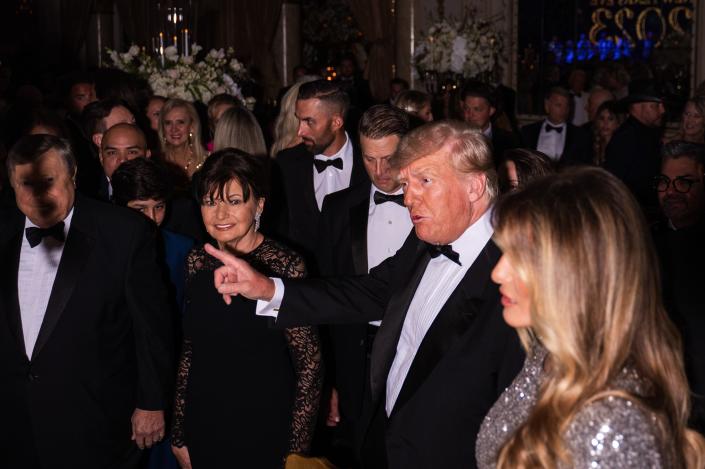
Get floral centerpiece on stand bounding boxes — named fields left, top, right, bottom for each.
left=413, top=11, right=504, bottom=93
left=105, top=44, right=255, bottom=108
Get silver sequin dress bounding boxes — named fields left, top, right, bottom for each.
left=475, top=344, right=666, bottom=468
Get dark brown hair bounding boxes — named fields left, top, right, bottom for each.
left=194, top=148, right=269, bottom=204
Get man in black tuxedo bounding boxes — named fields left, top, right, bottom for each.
left=604, top=80, right=665, bottom=212
left=317, top=105, right=413, bottom=463
left=206, top=121, right=524, bottom=469
left=460, top=81, right=519, bottom=161
left=270, top=79, right=368, bottom=271
left=520, top=86, right=591, bottom=165
left=0, top=135, right=173, bottom=469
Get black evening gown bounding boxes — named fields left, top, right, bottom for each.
left=171, top=239, right=322, bottom=468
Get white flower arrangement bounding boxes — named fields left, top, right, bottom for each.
left=414, top=17, right=503, bottom=81
left=105, top=44, right=253, bottom=107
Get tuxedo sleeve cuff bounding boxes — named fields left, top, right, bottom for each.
left=255, top=278, right=284, bottom=319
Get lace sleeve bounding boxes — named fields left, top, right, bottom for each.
left=284, top=326, right=323, bottom=454
left=170, top=338, right=192, bottom=448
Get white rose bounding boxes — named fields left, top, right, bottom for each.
left=128, top=45, right=140, bottom=56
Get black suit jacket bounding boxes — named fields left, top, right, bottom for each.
left=520, top=120, right=591, bottom=165
left=275, top=231, right=524, bottom=468
left=317, top=182, right=413, bottom=438
left=269, top=141, right=368, bottom=272
left=0, top=195, right=174, bottom=469
left=604, top=116, right=662, bottom=209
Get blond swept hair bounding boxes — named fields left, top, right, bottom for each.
left=270, top=76, right=319, bottom=157
left=492, top=167, right=705, bottom=468
left=158, top=98, right=207, bottom=168
left=213, top=107, right=266, bottom=157
left=391, top=120, right=498, bottom=200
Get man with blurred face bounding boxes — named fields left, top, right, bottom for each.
left=202, top=121, right=523, bottom=469
left=460, top=81, right=519, bottom=161
left=316, top=106, right=413, bottom=464
left=521, top=87, right=591, bottom=164
left=605, top=80, right=666, bottom=208
left=0, top=134, right=172, bottom=469
left=271, top=79, right=368, bottom=271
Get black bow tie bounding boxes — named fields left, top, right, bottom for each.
left=373, top=191, right=404, bottom=206
left=545, top=124, right=564, bottom=133
left=313, top=158, right=343, bottom=173
left=25, top=222, right=65, bottom=248
left=427, top=243, right=461, bottom=265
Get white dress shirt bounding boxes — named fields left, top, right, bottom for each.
left=18, top=209, right=74, bottom=358
left=536, top=119, right=567, bottom=161
left=384, top=209, right=493, bottom=414
left=571, top=92, right=589, bottom=126
left=256, top=208, right=494, bottom=416
left=313, top=132, right=354, bottom=210
left=482, top=123, right=493, bottom=139
left=366, top=184, right=414, bottom=326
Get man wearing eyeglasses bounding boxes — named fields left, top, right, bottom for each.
left=652, top=140, right=705, bottom=435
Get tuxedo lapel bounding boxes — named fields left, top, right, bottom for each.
left=31, top=204, right=94, bottom=361
left=301, top=154, right=319, bottom=215
left=1, top=227, right=26, bottom=356
left=349, top=195, right=369, bottom=275
left=368, top=240, right=430, bottom=401
left=350, top=143, right=368, bottom=187
left=389, top=242, right=497, bottom=417
left=561, top=124, right=574, bottom=160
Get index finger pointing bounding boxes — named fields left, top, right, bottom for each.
left=204, top=243, right=237, bottom=266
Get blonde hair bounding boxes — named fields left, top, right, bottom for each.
left=270, top=76, right=318, bottom=157
left=158, top=98, right=207, bottom=168
left=213, top=107, right=266, bottom=157
left=392, top=120, right=498, bottom=200
left=393, top=90, right=431, bottom=117
left=492, top=167, right=705, bottom=468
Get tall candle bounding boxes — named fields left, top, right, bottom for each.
left=183, top=29, right=190, bottom=57
left=159, top=32, right=165, bottom=67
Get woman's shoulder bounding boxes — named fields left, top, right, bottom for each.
left=251, top=237, right=306, bottom=279
left=564, top=394, right=665, bottom=468
left=185, top=244, right=220, bottom=276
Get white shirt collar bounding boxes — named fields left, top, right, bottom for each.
left=447, top=207, right=494, bottom=266
left=543, top=119, right=566, bottom=128
left=24, top=207, right=75, bottom=237
left=314, top=132, right=352, bottom=167
left=482, top=123, right=493, bottom=138
left=370, top=183, right=404, bottom=197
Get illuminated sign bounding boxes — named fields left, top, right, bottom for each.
left=587, top=0, right=694, bottom=47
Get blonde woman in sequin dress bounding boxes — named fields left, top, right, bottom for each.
left=475, top=168, right=705, bottom=468
left=158, top=98, right=208, bottom=181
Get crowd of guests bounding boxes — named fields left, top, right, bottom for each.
left=1, top=63, right=705, bottom=469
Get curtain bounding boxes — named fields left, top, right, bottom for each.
left=349, top=0, right=395, bottom=103
left=60, top=0, right=95, bottom=67
left=217, top=0, right=283, bottom=100
left=115, top=0, right=153, bottom=48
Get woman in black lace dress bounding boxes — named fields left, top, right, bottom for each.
left=170, top=148, right=322, bottom=468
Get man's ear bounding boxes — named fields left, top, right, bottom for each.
left=467, top=172, right=488, bottom=203
left=489, top=106, right=496, bottom=118
left=145, top=149, right=152, bottom=159
left=331, top=113, right=344, bottom=132
left=92, top=133, right=102, bottom=148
